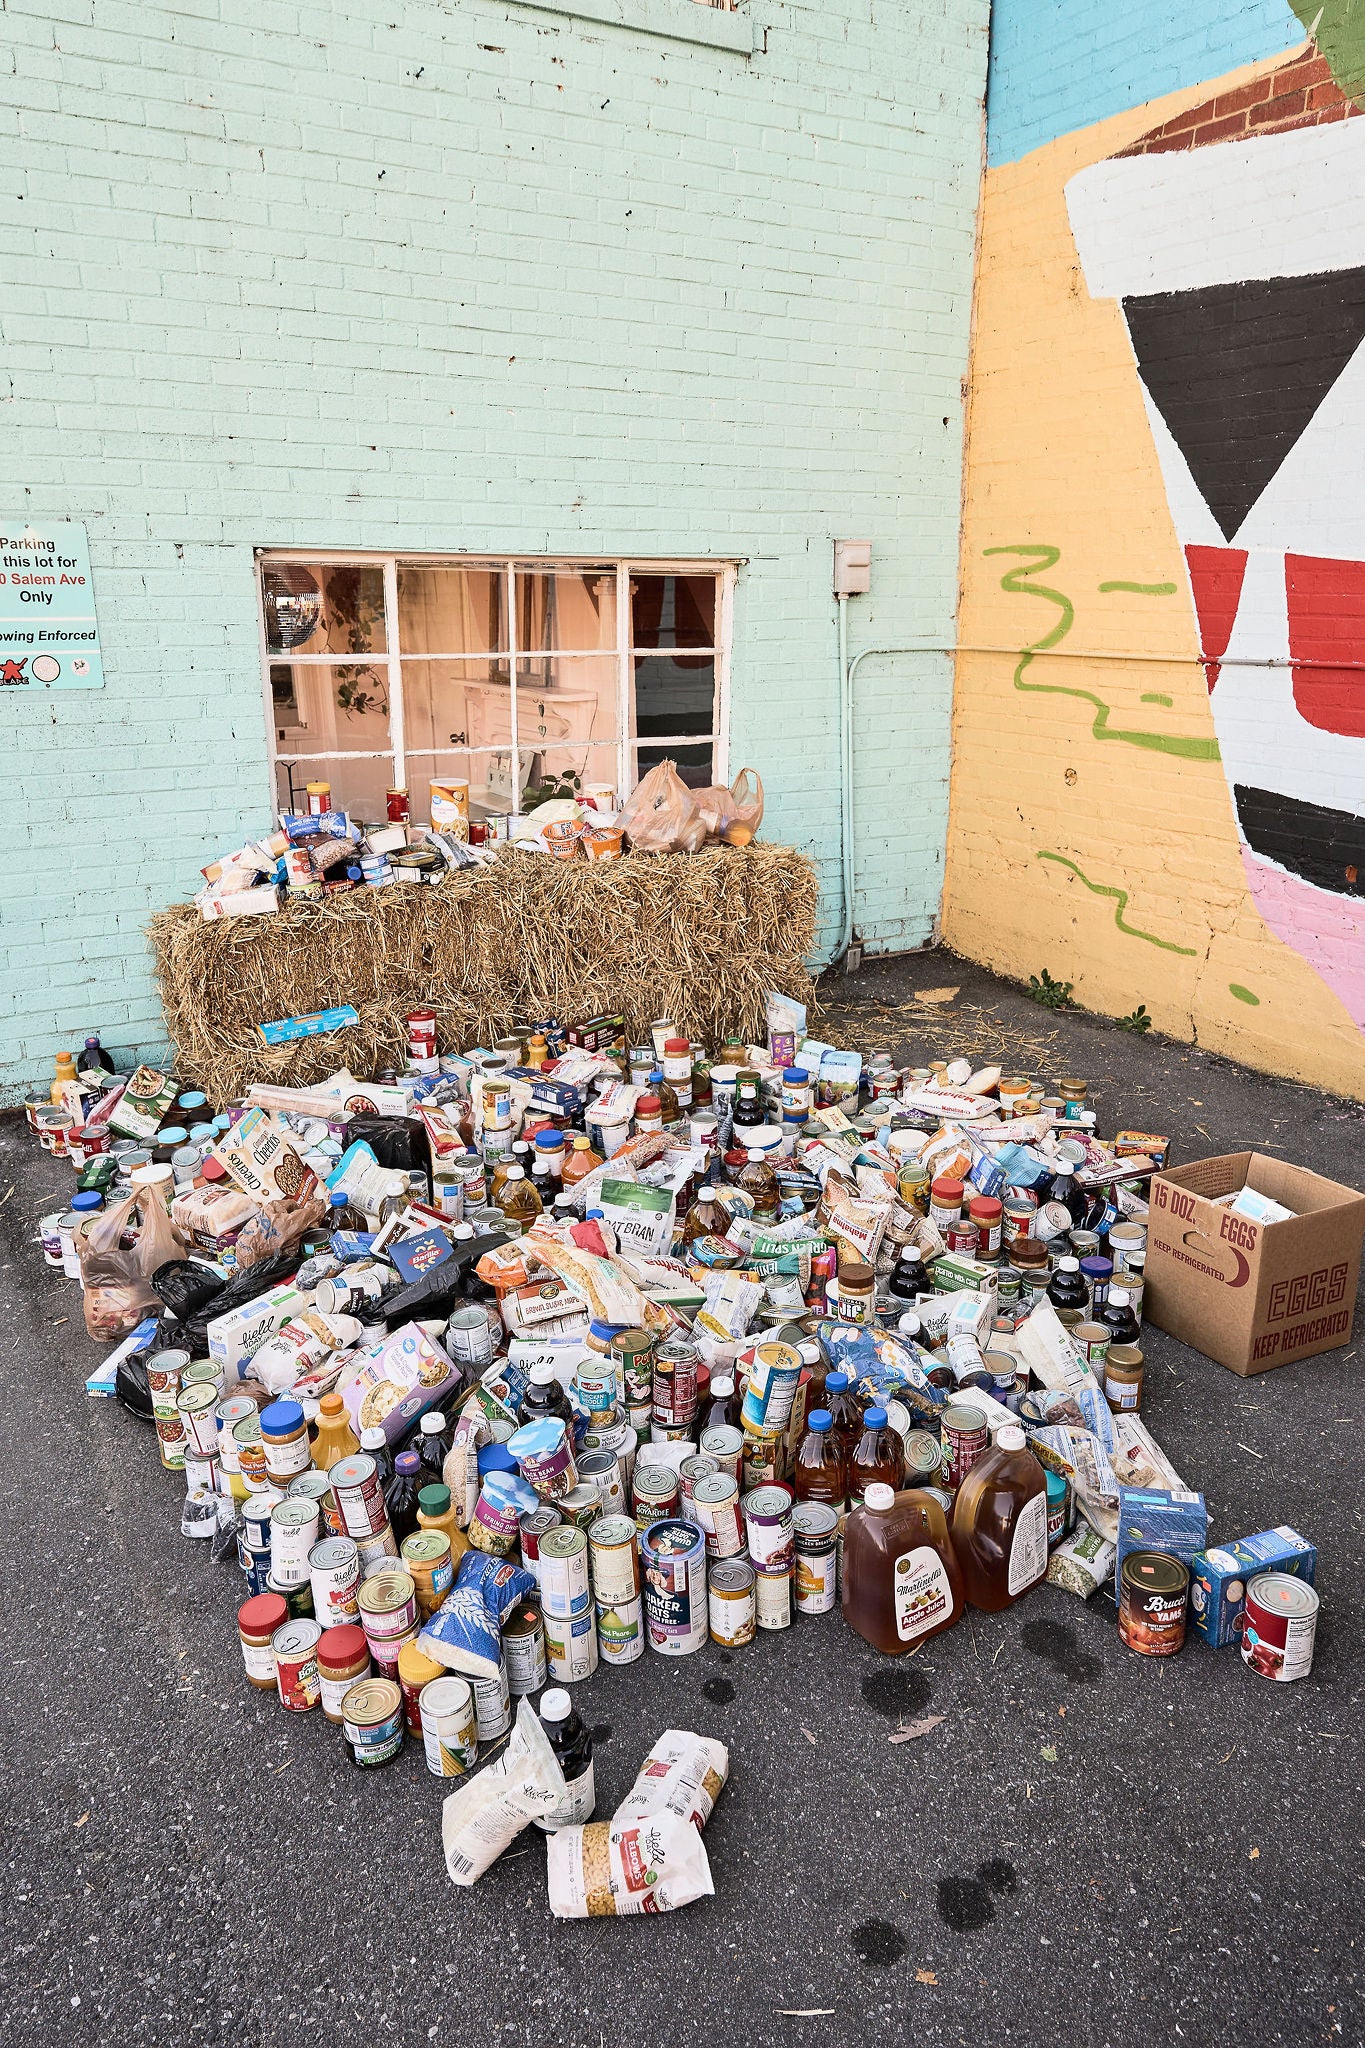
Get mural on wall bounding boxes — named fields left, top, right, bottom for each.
left=1066, top=32, right=1365, bottom=1033
left=947, top=0, right=1365, bottom=1094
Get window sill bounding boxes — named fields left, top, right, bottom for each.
left=501, top=0, right=754, bottom=55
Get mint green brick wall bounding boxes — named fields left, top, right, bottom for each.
left=0, top=0, right=987, bottom=1102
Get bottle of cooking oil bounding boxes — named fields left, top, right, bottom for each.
left=842, top=1483, right=965, bottom=1654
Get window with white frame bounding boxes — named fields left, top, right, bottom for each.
left=257, top=554, right=734, bottom=822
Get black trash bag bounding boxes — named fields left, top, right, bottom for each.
left=346, top=1113, right=430, bottom=1176
left=171, top=1250, right=302, bottom=1358
left=151, top=1257, right=228, bottom=1321
left=116, top=1350, right=155, bottom=1420
left=379, top=1230, right=504, bottom=1329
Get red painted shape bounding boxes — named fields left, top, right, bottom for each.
left=1285, top=552, right=1365, bottom=737
left=1184, top=545, right=1248, bottom=691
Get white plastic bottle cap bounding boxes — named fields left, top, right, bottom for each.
left=997, top=1425, right=1026, bottom=1451
left=420, top=1413, right=445, bottom=1435
left=504, top=1164, right=524, bottom=1180
left=540, top=1688, right=571, bottom=1721
left=864, top=1483, right=896, bottom=1511
left=1058, top=1256, right=1080, bottom=1272
left=529, top=1362, right=558, bottom=1385
left=1110, top=1287, right=1131, bottom=1305
left=1054, top=1159, right=1074, bottom=1175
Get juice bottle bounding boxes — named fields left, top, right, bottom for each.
left=560, top=1133, right=602, bottom=1188
left=51, top=1051, right=77, bottom=1104
left=417, top=1482, right=468, bottom=1566
left=736, top=1150, right=779, bottom=1222
left=1047, top=1256, right=1088, bottom=1314
left=311, top=1392, right=360, bottom=1472
left=792, top=1409, right=847, bottom=1509
left=415, top=1410, right=453, bottom=1479
left=76, top=1034, right=109, bottom=1076
left=1097, top=1286, right=1141, bottom=1346
left=682, top=1166, right=728, bottom=1246
left=495, top=1164, right=542, bottom=1227
left=842, top=1483, right=965, bottom=1654
left=384, top=1450, right=425, bottom=1544
left=950, top=1424, right=1049, bottom=1612
left=849, top=1406, right=907, bottom=1508
left=521, top=1361, right=575, bottom=1430
left=823, top=1371, right=862, bottom=1465
left=535, top=1690, right=596, bottom=1829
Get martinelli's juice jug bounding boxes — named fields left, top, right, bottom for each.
left=842, top=1483, right=965, bottom=1655
left=950, top=1424, right=1049, bottom=1613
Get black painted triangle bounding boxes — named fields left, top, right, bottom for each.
left=1122, top=267, right=1365, bottom=541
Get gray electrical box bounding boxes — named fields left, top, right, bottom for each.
left=833, top=538, right=872, bottom=597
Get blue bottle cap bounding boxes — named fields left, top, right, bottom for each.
left=535, top=1129, right=563, bottom=1149
left=588, top=1319, right=625, bottom=1342
left=72, top=1190, right=103, bottom=1212
left=825, top=1371, right=850, bottom=1393
left=864, top=1406, right=888, bottom=1429
left=260, top=1399, right=304, bottom=1435
left=808, top=1408, right=832, bottom=1430
left=477, top=1442, right=518, bottom=1477
left=329, top=1190, right=350, bottom=1208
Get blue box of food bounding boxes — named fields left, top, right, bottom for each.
left=1115, top=1486, right=1209, bottom=1572
left=1188, top=1527, right=1317, bottom=1648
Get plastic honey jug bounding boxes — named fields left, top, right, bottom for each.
left=842, top=1483, right=965, bottom=1655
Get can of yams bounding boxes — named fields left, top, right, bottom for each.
left=1118, top=1551, right=1189, bottom=1657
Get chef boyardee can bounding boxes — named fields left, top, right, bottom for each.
left=538, top=1525, right=591, bottom=1620
left=707, top=1558, right=757, bottom=1645
left=631, top=1461, right=681, bottom=1532
left=792, top=1502, right=839, bottom=1615
left=340, top=1676, right=405, bottom=1767
left=642, top=1519, right=707, bottom=1656
left=503, top=1598, right=548, bottom=1696
left=588, top=1514, right=641, bottom=1605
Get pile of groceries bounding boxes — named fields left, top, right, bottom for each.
left=29, top=998, right=1321, bottom=1914
left=191, top=759, right=765, bottom=917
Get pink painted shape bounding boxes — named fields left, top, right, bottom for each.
left=1185, top=545, right=1248, bottom=693
left=1241, top=847, right=1365, bottom=1034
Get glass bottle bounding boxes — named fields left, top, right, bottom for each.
left=1047, top=1255, right=1088, bottom=1314
left=823, top=1370, right=863, bottom=1465
left=849, top=1405, right=907, bottom=1508
left=1098, top=1285, right=1141, bottom=1346
left=520, top=1360, right=574, bottom=1429
left=495, top=1164, right=542, bottom=1226
left=736, top=1149, right=779, bottom=1222
left=842, top=1482, right=965, bottom=1654
left=383, top=1449, right=425, bottom=1545
left=76, top=1034, right=108, bottom=1076
left=312, top=1392, right=360, bottom=1472
left=416, top=1410, right=453, bottom=1480
left=360, top=1424, right=395, bottom=1492
left=886, top=1246, right=926, bottom=1302
left=792, top=1409, right=847, bottom=1510
left=681, top=1165, right=728, bottom=1246
left=649, top=1069, right=681, bottom=1126
left=1046, top=1159, right=1087, bottom=1228
left=532, top=1154, right=560, bottom=1210
left=535, top=1689, right=596, bottom=1829
left=950, top=1425, right=1049, bottom=1613
left=699, top=1373, right=741, bottom=1433
left=560, top=1133, right=602, bottom=1188
left=732, top=1072, right=763, bottom=1133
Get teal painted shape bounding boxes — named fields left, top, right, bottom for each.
left=987, top=0, right=1301, bottom=166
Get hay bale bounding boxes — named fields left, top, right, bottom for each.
left=148, top=844, right=820, bottom=1102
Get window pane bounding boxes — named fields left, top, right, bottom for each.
left=403, top=660, right=508, bottom=756
left=262, top=563, right=386, bottom=655
left=632, top=653, right=715, bottom=740
left=523, top=742, right=620, bottom=810
left=514, top=654, right=617, bottom=751
left=397, top=565, right=506, bottom=656
left=632, top=741, right=714, bottom=790
left=515, top=567, right=617, bottom=654
left=274, top=753, right=395, bottom=824
left=630, top=573, right=716, bottom=651
left=271, top=663, right=393, bottom=753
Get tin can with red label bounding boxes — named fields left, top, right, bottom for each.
left=329, top=1453, right=389, bottom=1540
left=941, top=1402, right=989, bottom=1491
left=407, top=1008, right=438, bottom=1062
left=387, top=788, right=410, bottom=822
left=1242, top=1572, right=1319, bottom=1681
left=272, top=1617, right=322, bottom=1710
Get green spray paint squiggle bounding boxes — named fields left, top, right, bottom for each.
left=983, top=544, right=1220, bottom=760
left=1036, top=850, right=1199, bottom=956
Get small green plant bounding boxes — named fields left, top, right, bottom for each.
left=523, top=769, right=582, bottom=807
left=1117, top=1003, right=1153, bottom=1034
left=1028, top=968, right=1074, bottom=1010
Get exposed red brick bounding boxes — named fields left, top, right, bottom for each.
left=1214, top=78, right=1275, bottom=117
left=1192, top=112, right=1254, bottom=147
left=1274, top=53, right=1332, bottom=91
left=1249, top=88, right=1308, bottom=127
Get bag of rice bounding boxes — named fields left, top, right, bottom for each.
left=442, top=1699, right=567, bottom=1886
left=546, top=1812, right=714, bottom=1919
left=614, top=1730, right=729, bottom=1831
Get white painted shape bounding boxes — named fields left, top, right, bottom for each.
left=1067, top=119, right=1365, bottom=299
left=1234, top=336, right=1365, bottom=555
left=1138, top=383, right=1226, bottom=547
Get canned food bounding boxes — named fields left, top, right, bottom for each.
left=698, top=1424, right=743, bottom=1478
left=707, top=1558, right=757, bottom=1646
left=742, top=1483, right=795, bottom=1571
left=631, top=1463, right=681, bottom=1531
left=642, top=1520, right=708, bottom=1657
left=400, top=1530, right=455, bottom=1617
left=577, top=1449, right=626, bottom=1516
left=518, top=1504, right=563, bottom=1586
left=740, top=1341, right=804, bottom=1433
left=596, top=1596, right=645, bottom=1665
left=690, top=1472, right=745, bottom=1560
left=266, top=1570, right=316, bottom=1621
left=503, top=1599, right=548, bottom=1696
left=269, top=1497, right=320, bottom=1588
left=678, top=1453, right=718, bottom=1513
left=1118, top=1552, right=1189, bottom=1657
left=903, top=1430, right=947, bottom=1485
left=756, top=1566, right=793, bottom=1630
left=176, top=1381, right=221, bottom=1456
left=543, top=1606, right=598, bottom=1684
left=445, top=1304, right=497, bottom=1367
left=288, top=1468, right=341, bottom=1535
left=272, top=1617, right=323, bottom=1710
left=1242, top=1573, right=1319, bottom=1682
left=471, top=1661, right=513, bottom=1742
left=329, top=1453, right=389, bottom=1539
left=421, top=1675, right=480, bottom=1776
left=652, top=1335, right=699, bottom=1430
left=792, top=1502, right=839, bottom=1614
left=537, top=1526, right=591, bottom=1620
left=609, top=1329, right=654, bottom=1408
left=942, top=1403, right=989, bottom=1491
left=340, top=1676, right=405, bottom=1767
left=357, top=1569, right=420, bottom=1640
left=588, top=1515, right=641, bottom=1605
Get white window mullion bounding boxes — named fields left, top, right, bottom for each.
left=382, top=556, right=403, bottom=797
left=616, top=562, right=631, bottom=802
left=507, top=559, right=519, bottom=809
left=715, top=561, right=735, bottom=784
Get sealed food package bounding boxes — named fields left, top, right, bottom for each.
left=442, top=1700, right=568, bottom=1886
left=1046, top=1524, right=1117, bottom=1598
left=546, top=1812, right=715, bottom=1919
left=613, top=1730, right=729, bottom=1832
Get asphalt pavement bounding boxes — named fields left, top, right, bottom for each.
left=2, top=950, right=1362, bottom=2048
